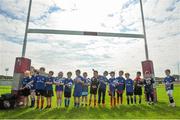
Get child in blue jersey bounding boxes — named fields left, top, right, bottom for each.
left=29, top=69, right=37, bottom=108
left=116, top=70, right=125, bottom=105
left=35, top=67, right=47, bottom=109
left=73, top=69, right=84, bottom=107
left=109, top=71, right=118, bottom=108
left=125, top=73, right=134, bottom=105
left=54, top=71, right=65, bottom=107
left=45, top=71, right=54, bottom=108
left=82, top=72, right=90, bottom=106
left=163, top=69, right=176, bottom=107
left=143, top=71, right=154, bottom=105
left=64, top=72, right=73, bottom=107
left=29, top=66, right=36, bottom=108
left=20, top=70, right=31, bottom=107
left=89, top=70, right=100, bottom=107
left=98, top=71, right=108, bottom=107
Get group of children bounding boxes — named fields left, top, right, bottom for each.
left=20, top=67, right=176, bottom=110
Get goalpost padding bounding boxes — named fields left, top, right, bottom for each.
left=142, top=60, right=157, bottom=102
left=12, top=57, right=31, bottom=91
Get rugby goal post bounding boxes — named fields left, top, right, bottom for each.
left=12, top=0, right=157, bottom=102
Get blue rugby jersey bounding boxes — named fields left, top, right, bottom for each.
left=21, top=76, right=31, bottom=88
left=64, top=78, right=73, bottom=93
left=109, top=77, right=117, bottom=92
left=163, top=76, right=175, bottom=91
left=90, top=76, right=100, bottom=90
left=45, top=76, right=54, bottom=91
left=125, top=79, right=134, bottom=93
left=144, top=77, right=154, bottom=93
left=99, top=75, right=108, bottom=90
left=116, top=76, right=125, bottom=91
left=54, top=77, right=65, bottom=91
left=35, top=75, right=47, bottom=90
left=82, top=77, right=90, bottom=92
left=29, top=75, right=36, bottom=90
left=74, top=76, right=84, bottom=94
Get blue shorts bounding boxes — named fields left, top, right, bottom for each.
left=56, top=86, right=63, bottom=91
left=73, top=91, right=82, bottom=97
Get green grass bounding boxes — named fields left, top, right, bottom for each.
left=0, top=85, right=180, bottom=119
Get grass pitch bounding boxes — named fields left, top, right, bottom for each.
left=0, top=85, right=180, bottom=119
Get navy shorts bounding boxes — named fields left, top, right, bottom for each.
left=64, top=91, right=71, bottom=98
left=45, top=90, right=54, bottom=97
left=126, top=92, right=133, bottom=96
left=21, top=88, right=30, bottom=96
left=134, top=87, right=142, bottom=95
left=36, top=89, right=45, bottom=96
left=90, top=88, right=98, bottom=95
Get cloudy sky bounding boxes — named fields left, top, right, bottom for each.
left=0, top=0, right=179, bottom=78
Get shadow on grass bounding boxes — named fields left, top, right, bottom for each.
left=0, top=103, right=180, bottom=119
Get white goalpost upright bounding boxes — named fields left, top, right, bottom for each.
left=12, top=0, right=157, bottom=102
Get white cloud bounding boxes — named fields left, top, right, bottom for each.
left=0, top=39, right=21, bottom=76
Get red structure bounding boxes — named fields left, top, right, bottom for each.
left=142, top=60, right=154, bottom=76
left=12, top=57, right=31, bottom=105
left=142, top=60, right=157, bottom=102
left=14, top=57, right=31, bottom=73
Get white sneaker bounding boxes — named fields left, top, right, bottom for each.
left=171, top=103, right=176, bottom=107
